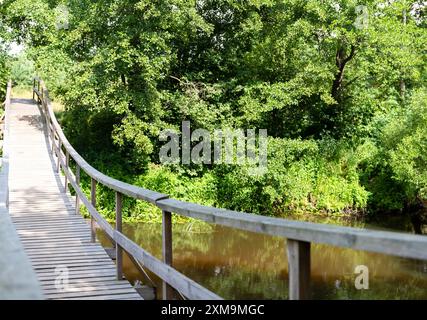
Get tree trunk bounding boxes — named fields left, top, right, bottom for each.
left=331, top=45, right=356, bottom=103
left=400, top=9, right=407, bottom=101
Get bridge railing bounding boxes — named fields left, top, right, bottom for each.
left=0, top=81, right=43, bottom=299
left=33, top=77, right=427, bottom=300
left=0, top=80, right=11, bottom=209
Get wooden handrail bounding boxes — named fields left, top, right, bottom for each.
left=33, top=77, right=427, bottom=300
left=0, top=80, right=12, bottom=210
left=156, top=198, right=427, bottom=260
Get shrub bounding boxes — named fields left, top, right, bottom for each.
left=0, top=51, right=9, bottom=101
left=386, top=89, right=427, bottom=202
left=215, top=138, right=370, bottom=216
left=10, top=53, right=35, bottom=87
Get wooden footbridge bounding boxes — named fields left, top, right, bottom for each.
left=1, top=78, right=427, bottom=300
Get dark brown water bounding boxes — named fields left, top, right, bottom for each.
left=96, top=217, right=427, bottom=300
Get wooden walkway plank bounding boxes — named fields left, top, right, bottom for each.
left=8, top=98, right=142, bottom=300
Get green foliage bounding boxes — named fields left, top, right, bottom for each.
left=358, top=88, right=427, bottom=212
left=0, top=51, right=9, bottom=102
left=10, top=53, right=35, bottom=87
left=28, top=45, right=72, bottom=96
left=2, top=0, right=426, bottom=221
left=216, top=138, right=370, bottom=216
left=77, top=161, right=217, bottom=223
left=385, top=89, right=427, bottom=202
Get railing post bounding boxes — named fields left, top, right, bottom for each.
left=32, top=79, right=35, bottom=101
left=115, top=192, right=123, bottom=280
left=75, top=164, right=80, bottom=215
left=44, top=102, right=49, bottom=130
left=90, top=178, right=97, bottom=243
left=64, top=151, right=70, bottom=193
left=41, top=89, right=53, bottom=152
left=286, top=239, right=311, bottom=300
left=162, top=210, right=173, bottom=300
left=42, top=88, right=47, bottom=107
left=51, top=130, right=55, bottom=154
left=56, top=138, right=62, bottom=173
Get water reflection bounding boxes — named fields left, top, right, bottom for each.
left=96, top=220, right=427, bottom=300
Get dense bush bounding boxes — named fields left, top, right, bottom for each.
left=10, top=53, right=35, bottom=87
left=215, top=138, right=371, bottom=216
left=0, top=51, right=9, bottom=102
left=385, top=89, right=427, bottom=203
left=357, top=89, right=427, bottom=213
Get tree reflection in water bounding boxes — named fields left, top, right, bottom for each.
left=96, top=220, right=427, bottom=300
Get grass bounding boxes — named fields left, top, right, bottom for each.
left=12, top=86, right=33, bottom=99
left=52, top=100, right=65, bottom=113
left=12, top=85, right=65, bottom=113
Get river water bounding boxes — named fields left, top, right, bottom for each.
left=96, top=216, right=427, bottom=299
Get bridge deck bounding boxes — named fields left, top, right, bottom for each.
left=8, top=98, right=141, bottom=300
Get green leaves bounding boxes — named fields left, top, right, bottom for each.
left=386, top=89, right=427, bottom=201
left=215, top=137, right=370, bottom=216
left=10, top=52, right=35, bottom=86
left=1, top=0, right=425, bottom=219
left=0, top=0, right=57, bottom=46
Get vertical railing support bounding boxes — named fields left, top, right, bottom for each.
left=56, top=138, right=62, bottom=173
left=46, top=112, right=51, bottom=137
left=286, top=239, right=311, bottom=300
left=42, top=88, right=47, bottom=107
left=90, top=178, right=97, bottom=243
left=51, top=130, right=55, bottom=154
left=64, top=151, right=70, bottom=193
left=115, top=192, right=123, bottom=280
left=162, top=210, right=173, bottom=300
left=32, top=78, right=35, bottom=101
left=75, top=164, right=80, bottom=215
